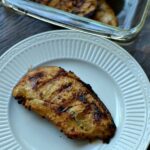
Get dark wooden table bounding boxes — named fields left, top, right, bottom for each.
left=0, top=3, right=150, bottom=149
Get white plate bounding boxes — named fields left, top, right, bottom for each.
left=0, top=30, right=150, bottom=150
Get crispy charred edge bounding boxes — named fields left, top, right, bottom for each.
left=68, top=71, right=110, bottom=113
left=79, top=79, right=111, bottom=114
left=67, top=71, right=115, bottom=116
left=15, top=96, right=26, bottom=105
left=102, top=123, right=116, bottom=143
left=14, top=95, right=33, bottom=111
left=66, top=134, right=109, bottom=143
left=70, top=72, right=116, bottom=140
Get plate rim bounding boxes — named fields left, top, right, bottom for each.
left=0, top=30, right=150, bottom=150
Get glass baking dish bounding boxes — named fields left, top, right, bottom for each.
left=2, top=0, right=150, bottom=42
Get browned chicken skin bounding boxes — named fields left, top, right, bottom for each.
left=32, top=0, right=118, bottom=26
left=13, top=66, right=116, bottom=143
left=92, top=0, right=118, bottom=26
left=33, top=0, right=97, bottom=17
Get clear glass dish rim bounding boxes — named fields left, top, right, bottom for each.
left=2, top=0, right=150, bottom=42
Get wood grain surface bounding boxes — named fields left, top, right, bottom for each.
left=0, top=5, right=61, bottom=55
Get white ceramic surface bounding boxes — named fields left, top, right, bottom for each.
left=0, top=30, right=150, bottom=150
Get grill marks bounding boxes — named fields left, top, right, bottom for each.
left=54, top=82, right=72, bottom=95
left=56, top=105, right=72, bottom=114
left=31, top=69, right=75, bottom=115
left=74, top=92, right=87, bottom=104
left=13, top=66, right=116, bottom=142
left=91, top=103, right=102, bottom=121
left=25, top=67, right=110, bottom=123
left=33, top=69, right=106, bottom=122
left=57, top=106, right=67, bottom=113
left=29, top=72, right=45, bottom=89
left=29, top=69, right=108, bottom=123
left=29, top=68, right=66, bottom=90
left=43, top=82, right=73, bottom=107
left=40, top=77, right=89, bottom=117
left=76, top=78, right=112, bottom=119
left=38, top=69, right=67, bottom=89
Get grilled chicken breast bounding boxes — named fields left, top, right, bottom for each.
left=92, top=0, right=118, bottom=26
left=33, top=0, right=97, bottom=17
left=32, top=0, right=118, bottom=26
left=13, top=66, right=116, bottom=143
